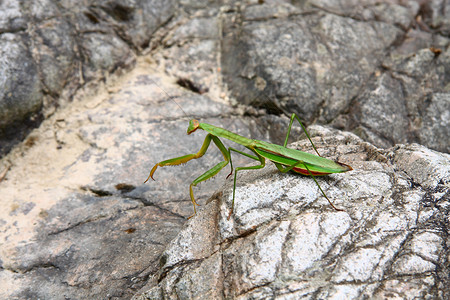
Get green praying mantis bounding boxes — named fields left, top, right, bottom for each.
left=145, top=110, right=353, bottom=219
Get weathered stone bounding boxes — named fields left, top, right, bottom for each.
left=134, top=126, right=449, bottom=299
left=221, top=4, right=402, bottom=122
left=0, top=0, right=26, bottom=32
left=31, top=17, right=77, bottom=95
left=0, top=0, right=174, bottom=154
left=1, top=1, right=449, bottom=299
left=0, top=66, right=285, bottom=298
left=81, top=32, right=135, bottom=80
left=356, top=72, right=410, bottom=147
left=0, top=33, right=43, bottom=128
left=418, top=93, right=450, bottom=154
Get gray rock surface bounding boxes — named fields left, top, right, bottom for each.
left=2, top=0, right=449, bottom=154
left=133, top=131, right=449, bottom=299
left=1, top=1, right=449, bottom=299
left=0, top=60, right=303, bottom=298
left=0, top=0, right=175, bottom=156
left=218, top=1, right=449, bottom=152
left=0, top=65, right=245, bottom=298
left=0, top=33, right=43, bottom=128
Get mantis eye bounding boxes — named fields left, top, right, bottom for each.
left=187, top=119, right=200, bottom=134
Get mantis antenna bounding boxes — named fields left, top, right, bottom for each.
left=149, top=78, right=191, bottom=119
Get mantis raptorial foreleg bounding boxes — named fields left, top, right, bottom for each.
left=146, top=134, right=229, bottom=183
left=146, top=133, right=232, bottom=216
left=189, top=159, right=229, bottom=215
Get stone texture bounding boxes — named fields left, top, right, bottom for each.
left=1, top=1, right=449, bottom=299
left=0, top=0, right=175, bottom=156
left=134, top=128, right=449, bottom=299
left=0, top=33, right=43, bottom=128
left=0, top=61, right=293, bottom=299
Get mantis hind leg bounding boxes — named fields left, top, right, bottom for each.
left=274, top=161, right=343, bottom=211
left=284, top=113, right=321, bottom=157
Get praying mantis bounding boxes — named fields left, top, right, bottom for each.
left=145, top=112, right=353, bottom=219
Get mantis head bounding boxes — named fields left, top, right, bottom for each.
left=187, top=119, right=200, bottom=134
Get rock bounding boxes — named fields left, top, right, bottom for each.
left=2, top=0, right=448, bottom=154
left=216, top=1, right=449, bottom=152
left=0, top=0, right=26, bottom=32
left=30, top=17, right=77, bottom=95
left=0, top=33, right=43, bottom=128
left=0, top=0, right=175, bottom=156
left=0, top=65, right=296, bottom=299
left=80, top=32, right=135, bottom=81
left=418, top=93, right=450, bottom=153
left=133, top=127, right=450, bottom=299
left=221, top=3, right=403, bottom=122
left=1, top=1, right=449, bottom=299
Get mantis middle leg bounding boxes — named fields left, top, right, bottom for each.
left=227, top=148, right=266, bottom=219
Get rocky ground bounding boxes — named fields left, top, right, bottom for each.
left=0, top=1, right=449, bottom=299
